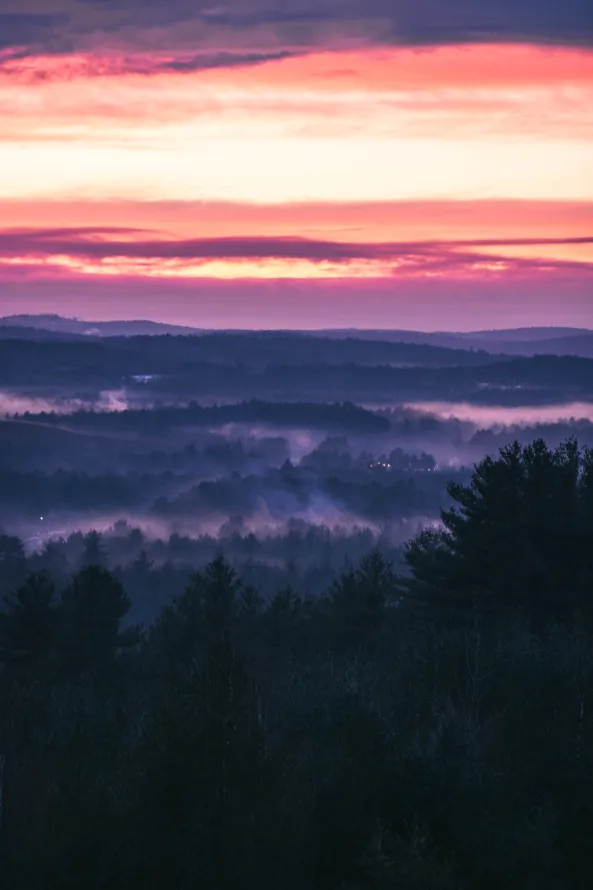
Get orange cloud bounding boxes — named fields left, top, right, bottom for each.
left=3, top=43, right=593, bottom=87
left=198, top=44, right=593, bottom=91
left=2, top=196, right=591, bottom=245
left=1, top=44, right=591, bottom=207
left=1, top=42, right=591, bottom=306
left=2, top=45, right=592, bottom=137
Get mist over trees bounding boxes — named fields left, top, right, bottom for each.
left=0, top=439, right=592, bottom=888
left=1, top=326, right=593, bottom=887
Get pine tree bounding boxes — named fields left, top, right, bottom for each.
left=401, top=438, right=593, bottom=623
left=58, top=566, right=133, bottom=675
left=0, top=572, right=57, bottom=667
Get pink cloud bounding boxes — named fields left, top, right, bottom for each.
left=3, top=198, right=592, bottom=242
left=0, top=228, right=591, bottom=283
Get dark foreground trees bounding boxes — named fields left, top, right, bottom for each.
left=0, top=566, right=140, bottom=680
left=0, top=565, right=591, bottom=889
left=0, top=439, right=592, bottom=888
left=402, top=438, right=593, bottom=624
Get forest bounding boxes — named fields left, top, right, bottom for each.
left=0, top=438, right=592, bottom=889
left=2, top=0, right=593, bottom=872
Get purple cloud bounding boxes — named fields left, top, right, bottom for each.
left=1, top=228, right=592, bottom=275
left=0, top=1, right=591, bottom=72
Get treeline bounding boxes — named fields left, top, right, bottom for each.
left=0, top=445, right=451, bottom=524
left=469, top=419, right=593, bottom=451
left=5, top=403, right=593, bottom=485
left=0, top=525, right=407, bottom=624
left=153, top=462, right=452, bottom=523
left=0, top=469, right=188, bottom=514
left=17, top=400, right=391, bottom=435
left=0, top=424, right=293, bottom=474
left=0, top=465, right=451, bottom=524
left=0, top=439, right=592, bottom=888
left=0, top=330, right=496, bottom=374
left=2, top=335, right=592, bottom=405
left=144, top=356, right=593, bottom=404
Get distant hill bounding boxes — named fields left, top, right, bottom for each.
left=0, top=325, right=87, bottom=342
left=459, top=327, right=590, bottom=342
left=315, top=327, right=593, bottom=357
left=0, top=314, right=203, bottom=338
left=1, top=316, right=592, bottom=358
left=483, top=333, right=593, bottom=359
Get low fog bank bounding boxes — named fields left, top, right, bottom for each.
left=0, top=389, right=134, bottom=416
left=0, top=446, right=457, bottom=538
left=2, top=519, right=420, bottom=626
left=4, top=396, right=593, bottom=468
left=3, top=329, right=592, bottom=622
left=3, top=397, right=593, bottom=547
left=393, top=401, right=593, bottom=426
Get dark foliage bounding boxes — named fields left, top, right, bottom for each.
left=1, top=334, right=592, bottom=406
left=0, top=439, right=592, bottom=888
left=402, top=439, right=593, bottom=624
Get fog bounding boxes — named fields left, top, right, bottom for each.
left=4, top=396, right=593, bottom=549
left=1, top=326, right=592, bottom=585
left=404, top=400, right=593, bottom=426
left=0, top=388, right=135, bottom=416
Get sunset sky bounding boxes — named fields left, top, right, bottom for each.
left=1, top=1, right=592, bottom=329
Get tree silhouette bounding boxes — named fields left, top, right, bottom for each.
left=0, top=572, right=57, bottom=667
left=402, top=438, right=593, bottom=623
left=0, top=534, right=27, bottom=597
left=58, top=566, right=133, bottom=675
left=330, top=549, right=397, bottom=647
left=131, top=548, right=154, bottom=580
left=80, top=531, right=107, bottom=569
left=136, top=557, right=266, bottom=889
left=32, top=540, right=70, bottom=587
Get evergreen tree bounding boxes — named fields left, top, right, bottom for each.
left=58, top=566, right=133, bottom=676
left=330, top=549, right=397, bottom=646
left=80, top=531, right=107, bottom=569
left=402, top=439, right=593, bottom=623
left=0, top=572, right=57, bottom=667
left=0, top=534, right=27, bottom=598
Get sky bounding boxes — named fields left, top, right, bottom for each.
left=0, top=1, right=592, bottom=330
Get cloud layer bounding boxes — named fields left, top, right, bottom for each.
left=1, top=6, right=591, bottom=329
left=1, top=1, right=592, bottom=70
left=1, top=227, right=592, bottom=281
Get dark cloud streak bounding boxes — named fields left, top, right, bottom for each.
left=1, top=229, right=592, bottom=275
left=0, top=1, right=591, bottom=70
left=157, top=49, right=295, bottom=73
